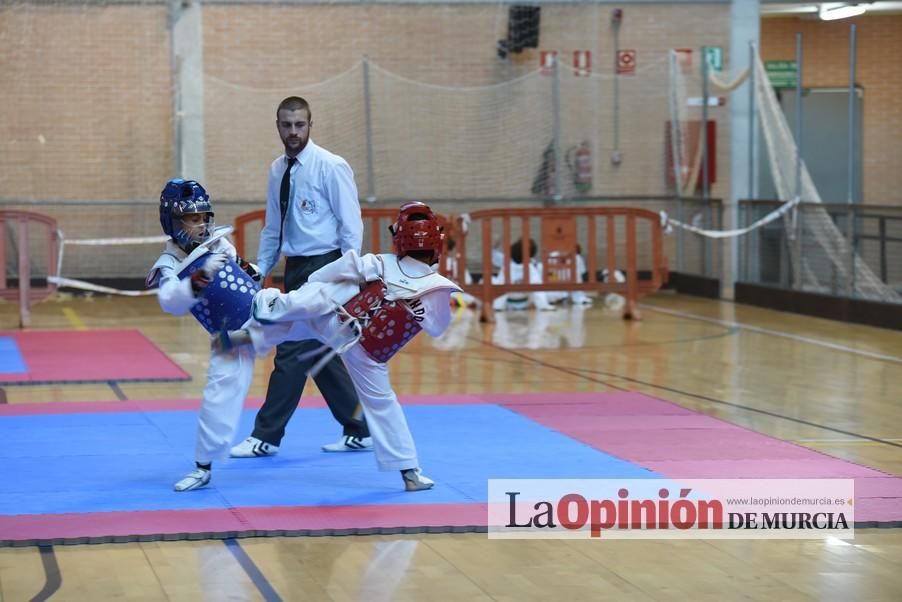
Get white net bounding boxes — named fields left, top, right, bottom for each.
left=48, top=233, right=168, bottom=296
left=668, top=50, right=696, bottom=198
left=369, top=63, right=553, bottom=200
left=750, top=52, right=895, bottom=301
left=667, top=46, right=898, bottom=302
left=205, top=63, right=370, bottom=203
left=205, top=51, right=674, bottom=202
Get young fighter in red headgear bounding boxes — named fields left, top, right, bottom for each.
left=219, top=201, right=460, bottom=491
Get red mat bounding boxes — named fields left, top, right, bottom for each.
left=0, top=329, right=190, bottom=384
left=1, top=391, right=899, bottom=546
left=0, top=504, right=486, bottom=544
left=511, top=392, right=902, bottom=526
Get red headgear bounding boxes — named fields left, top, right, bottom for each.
left=390, top=201, right=444, bottom=263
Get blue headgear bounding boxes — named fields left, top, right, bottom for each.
left=159, top=178, right=214, bottom=252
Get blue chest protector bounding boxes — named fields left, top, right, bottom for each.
left=178, top=253, right=261, bottom=334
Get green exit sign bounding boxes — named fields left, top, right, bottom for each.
left=704, top=47, right=723, bottom=72
left=765, top=60, right=797, bottom=88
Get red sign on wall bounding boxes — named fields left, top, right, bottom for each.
left=675, top=48, right=694, bottom=74
left=616, top=49, right=636, bottom=75
left=573, top=50, right=591, bottom=77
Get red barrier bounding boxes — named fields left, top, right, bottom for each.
left=0, top=211, right=60, bottom=327
left=233, top=206, right=668, bottom=322
left=458, top=207, right=668, bottom=322
left=233, top=208, right=453, bottom=291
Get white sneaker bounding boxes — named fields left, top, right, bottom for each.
left=322, top=435, right=373, bottom=453
left=174, top=468, right=211, bottom=492
left=230, top=436, right=280, bottom=458
left=401, top=468, right=434, bottom=492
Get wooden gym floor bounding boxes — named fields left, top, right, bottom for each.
left=0, top=291, right=900, bottom=601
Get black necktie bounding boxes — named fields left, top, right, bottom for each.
left=278, top=157, right=296, bottom=251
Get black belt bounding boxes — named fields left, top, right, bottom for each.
left=286, top=249, right=341, bottom=265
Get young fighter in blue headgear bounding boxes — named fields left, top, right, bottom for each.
left=147, top=178, right=262, bottom=491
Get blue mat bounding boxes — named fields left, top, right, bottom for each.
left=0, top=337, right=27, bottom=373
left=0, top=405, right=658, bottom=516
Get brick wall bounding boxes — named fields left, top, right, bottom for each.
left=2, top=3, right=730, bottom=205
left=202, top=3, right=730, bottom=202
left=0, top=6, right=172, bottom=202
left=1, top=4, right=897, bottom=218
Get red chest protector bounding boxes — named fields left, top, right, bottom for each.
left=341, top=280, right=423, bottom=363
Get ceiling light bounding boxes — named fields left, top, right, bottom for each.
left=819, top=3, right=868, bottom=20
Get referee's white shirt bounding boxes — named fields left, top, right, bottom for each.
left=257, top=139, right=363, bottom=277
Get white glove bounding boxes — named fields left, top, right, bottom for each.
left=251, top=288, right=283, bottom=324
left=190, top=252, right=229, bottom=294
left=201, top=252, right=229, bottom=281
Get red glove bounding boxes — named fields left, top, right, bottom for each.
left=236, top=256, right=262, bottom=282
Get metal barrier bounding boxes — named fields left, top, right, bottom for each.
left=0, top=211, right=60, bottom=327
left=738, top=199, right=902, bottom=300
left=234, top=206, right=668, bottom=321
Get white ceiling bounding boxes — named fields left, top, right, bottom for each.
left=761, top=2, right=902, bottom=16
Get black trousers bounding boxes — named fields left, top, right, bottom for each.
left=251, top=250, right=369, bottom=445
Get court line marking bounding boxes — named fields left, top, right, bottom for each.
left=794, top=438, right=902, bottom=444
left=61, top=307, right=86, bottom=331
left=224, top=538, right=282, bottom=602
left=30, top=545, right=62, bottom=602
left=640, top=304, right=902, bottom=364
left=583, top=370, right=902, bottom=450
left=108, top=381, right=128, bottom=401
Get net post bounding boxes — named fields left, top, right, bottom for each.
left=701, top=45, right=710, bottom=200
left=668, top=50, right=684, bottom=272
left=612, top=15, right=621, bottom=164
left=17, top=219, right=31, bottom=328
left=793, top=33, right=803, bottom=204
left=0, top=217, right=6, bottom=291
left=792, top=32, right=803, bottom=292
left=551, top=54, right=562, bottom=203
left=701, top=47, right=712, bottom=278
left=740, top=201, right=748, bottom=282
left=846, top=24, right=858, bottom=297
left=748, top=42, right=757, bottom=200
left=362, top=55, right=376, bottom=203
left=795, top=202, right=804, bottom=292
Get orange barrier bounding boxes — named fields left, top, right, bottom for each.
left=232, top=209, right=270, bottom=286
left=233, top=208, right=453, bottom=290
left=455, top=207, right=668, bottom=322
left=0, top=211, right=60, bottom=327
left=233, top=206, right=668, bottom=322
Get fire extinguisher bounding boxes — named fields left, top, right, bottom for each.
left=567, top=141, right=593, bottom=194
